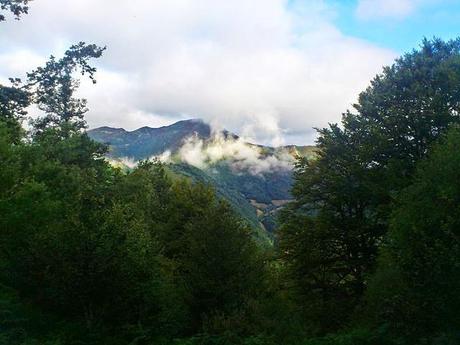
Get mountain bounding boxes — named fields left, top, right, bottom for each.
left=87, top=119, right=213, bottom=160
left=88, top=119, right=316, bottom=242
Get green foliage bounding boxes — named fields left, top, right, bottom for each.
left=278, top=37, right=460, bottom=333
left=182, top=198, right=263, bottom=329
left=28, top=42, right=106, bottom=137
left=301, top=328, right=397, bottom=345
left=0, top=130, right=266, bottom=343
left=168, top=162, right=271, bottom=243
left=0, top=284, right=62, bottom=345
left=366, top=127, right=460, bottom=342
left=0, top=80, right=30, bottom=143
left=278, top=136, right=382, bottom=332
left=0, top=45, right=266, bottom=341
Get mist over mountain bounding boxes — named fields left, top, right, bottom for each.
left=88, top=119, right=316, bottom=239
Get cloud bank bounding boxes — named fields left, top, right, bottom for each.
left=111, top=132, right=296, bottom=176
left=177, top=133, right=294, bottom=176
left=0, top=0, right=396, bottom=145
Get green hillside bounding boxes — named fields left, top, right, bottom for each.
left=88, top=120, right=316, bottom=240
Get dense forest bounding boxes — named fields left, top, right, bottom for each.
left=1, top=2, right=460, bottom=344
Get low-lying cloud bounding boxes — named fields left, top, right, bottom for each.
left=177, top=133, right=294, bottom=176
left=111, top=132, right=296, bottom=176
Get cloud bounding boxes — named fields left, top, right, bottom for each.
left=177, top=133, right=295, bottom=176
left=108, top=157, right=138, bottom=169
left=0, top=49, right=45, bottom=81
left=109, top=150, right=171, bottom=169
left=156, top=150, right=173, bottom=164
left=111, top=131, right=295, bottom=176
left=0, top=0, right=396, bottom=145
left=355, top=0, right=421, bottom=20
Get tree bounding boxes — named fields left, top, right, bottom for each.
left=152, top=180, right=265, bottom=333
left=366, top=127, right=460, bottom=342
left=278, top=38, right=460, bottom=332
left=0, top=0, right=30, bottom=22
left=0, top=141, right=188, bottom=339
left=27, top=42, right=106, bottom=137
left=183, top=196, right=263, bottom=330
left=0, top=79, right=30, bottom=143
left=278, top=127, right=385, bottom=332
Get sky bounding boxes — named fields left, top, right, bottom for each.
left=1, top=0, right=459, bottom=145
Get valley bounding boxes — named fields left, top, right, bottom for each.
left=88, top=119, right=316, bottom=241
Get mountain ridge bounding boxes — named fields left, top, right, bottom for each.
left=88, top=119, right=314, bottom=159
left=88, top=119, right=316, bottom=241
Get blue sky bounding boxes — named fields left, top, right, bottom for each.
left=329, top=0, right=460, bottom=53
left=1, top=0, right=460, bottom=145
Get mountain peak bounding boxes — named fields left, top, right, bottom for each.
left=93, top=126, right=126, bottom=133
left=88, top=119, right=212, bottom=159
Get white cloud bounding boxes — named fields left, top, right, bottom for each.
left=0, top=49, right=45, bottom=83
left=112, top=132, right=295, bottom=176
left=0, top=0, right=396, bottom=145
left=108, top=157, right=138, bottom=169
left=177, top=133, right=295, bottom=176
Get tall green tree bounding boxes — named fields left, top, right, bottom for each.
left=183, top=196, right=262, bottom=331
left=158, top=181, right=265, bottom=333
left=278, top=38, right=460, bottom=332
left=366, top=127, right=460, bottom=342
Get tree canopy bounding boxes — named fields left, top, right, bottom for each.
left=278, top=37, right=460, bottom=333
left=367, top=127, right=460, bottom=341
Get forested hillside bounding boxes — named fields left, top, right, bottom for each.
left=88, top=121, right=316, bottom=240
left=1, top=3, right=460, bottom=345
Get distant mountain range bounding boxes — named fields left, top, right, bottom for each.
left=88, top=119, right=316, bottom=243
